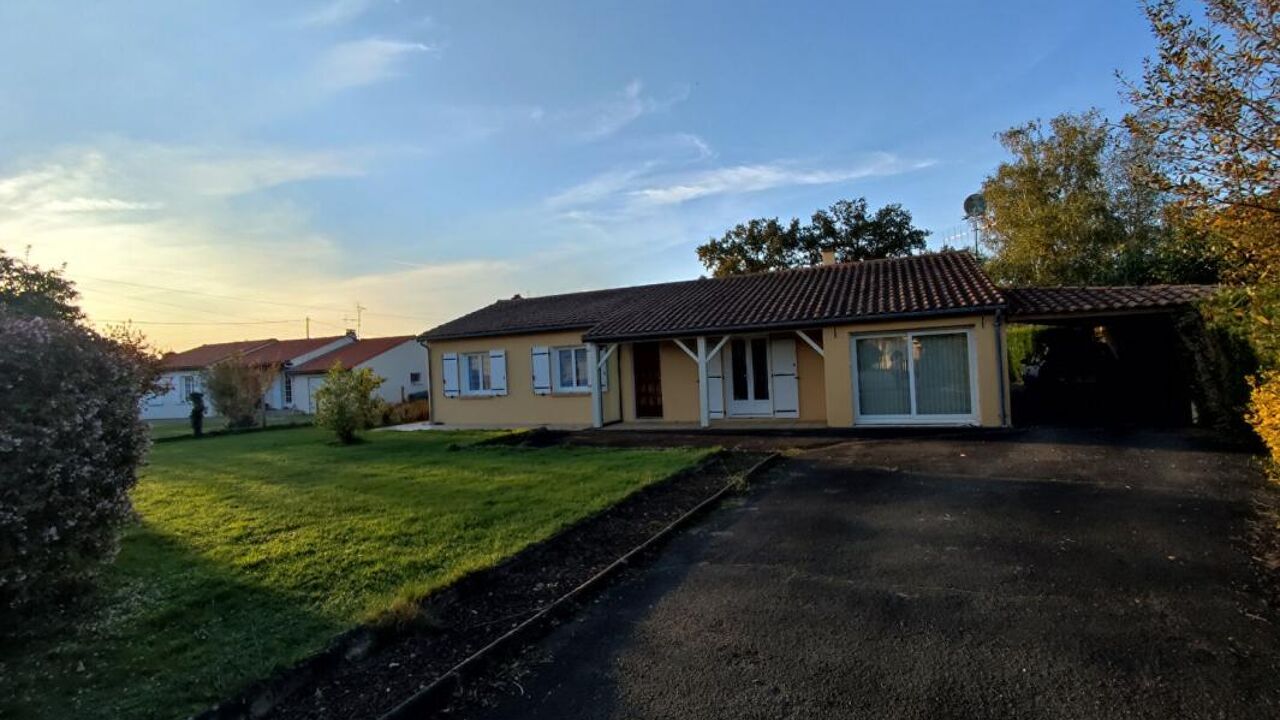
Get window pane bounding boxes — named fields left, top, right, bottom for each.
left=751, top=338, right=770, bottom=400
left=481, top=355, right=491, bottom=390
left=856, top=337, right=911, bottom=415
left=913, top=333, right=972, bottom=415
left=574, top=348, right=588, bottom=387
left=468, top=355, right=482, bottom=391
left=557, top=349, right=575, bottom=387
left=730, top=339, right=748, bottom=400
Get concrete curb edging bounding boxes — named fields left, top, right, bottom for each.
left=378, top=451, right=783, bottom=720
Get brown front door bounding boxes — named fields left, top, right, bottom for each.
left=633, top=342, right=663, bottom=418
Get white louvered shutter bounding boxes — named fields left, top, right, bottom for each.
left=771, top=338, right=799, bottom=418
left=441, top=353, right=460, bottom=398
left=489, top=350, right=507, bottom=396
left=531, top=346, right=551, bottom=395
left=708, top=346, right=725, bottom=419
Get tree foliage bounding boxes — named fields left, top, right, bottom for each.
left=314, top=363, right=385, bottom=444
left=1123, top=0, right=1279, bottom=459
left=0, top=259, right=158, bottom=611
left=696, top=197, right=928, bottom=277
left=201, top=355, right=278, bottom=429
left=0, top=248, right=83, bottom=322
left=979, top=110, right=1220, bottom=286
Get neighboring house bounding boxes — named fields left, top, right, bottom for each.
left=288, top=335, right=427, bottom=413
left=144, top=339, right=278, bottom=420
left=239, top=334, right=358, bottom=411
left=143, top=333, right=357, bottom=420
left=419, top=251, right=1213, bottom=430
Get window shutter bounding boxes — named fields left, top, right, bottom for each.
left=598, top=359, right=609, bottom=392
left=531, top=346, right=551, bottom=395
left=707, top=348, right=725, bottom=419
left=441, top=353, right=460, bottom=398
left=489, top=349, right=507, bottom=396
left=770, top=337, right=799, bottom=418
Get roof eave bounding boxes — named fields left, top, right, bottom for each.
left=582, top=304, right=1008, bottom=343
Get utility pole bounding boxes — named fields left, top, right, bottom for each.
left=305, top=316, right=310, bottom=339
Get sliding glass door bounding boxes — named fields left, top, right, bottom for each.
left=853, top=329, right=977, bottom=425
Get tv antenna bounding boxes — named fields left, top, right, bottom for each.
left=962, top=193, right=986, bottom=257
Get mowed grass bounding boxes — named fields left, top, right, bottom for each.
left=0, top=428, right=708, bottom=720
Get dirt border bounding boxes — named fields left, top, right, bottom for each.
left=193, top=448, right=775, bottom=720
left=379, top=452, right=780, bottom=720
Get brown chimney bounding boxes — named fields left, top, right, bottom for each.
left=820, top=249, right=837, bottom=266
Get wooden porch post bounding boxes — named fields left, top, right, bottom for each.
left=696, top=336, right=710, bottom=427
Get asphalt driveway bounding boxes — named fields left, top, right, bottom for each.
left=462, top=429, right=1280, bottom=720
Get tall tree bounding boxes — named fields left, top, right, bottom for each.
left=0, top=249, right=83, bottom=322
left=1124, top=0, right=1279, bottom=284
left=696, top=197, right=928, bottom=277
left=979, top=110, right=1219, bottom=286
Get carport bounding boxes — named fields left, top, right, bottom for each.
left=1002, top=286, right=1215, bottom=427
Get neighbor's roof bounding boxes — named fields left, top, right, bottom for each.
left=421, top=252, right=1005, bottom=342
left=160, top=338, right=278, bottom=370
left=240, top=336, right=350, bottom=367
left=291, top=335, right=418, bottom=374
left=1004, top=285, right=1216, bottom=318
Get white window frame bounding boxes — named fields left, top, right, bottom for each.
left=851, top=327, right=980, bottom=426
left=283, top=376, right=293, bottom=405
left=181, top=375, right=198, bottom=404
left=551, top=345, right=591, bottom=394
left=462, top=351, right=493, bottom=396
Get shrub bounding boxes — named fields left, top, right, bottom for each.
left=315, top=363, right=385, bottom=444
left=380, top=399, right=429, bottom=427
left=1248, top=371, right=1280, bottom=468
left=0, top=314, right=157, bottom=610
left=202, top=354, right=278, bottom=429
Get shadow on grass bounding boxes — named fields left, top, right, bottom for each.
left=0, top=521, right=342, bottom=720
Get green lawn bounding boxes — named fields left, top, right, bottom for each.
left=146, top=410, right=313, bottom=440
left=1, top=428, right=708, bottom=720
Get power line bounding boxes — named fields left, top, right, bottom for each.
left=93, top=318, right=300, bottom=326
left=74, top=274, right=432, bottom=321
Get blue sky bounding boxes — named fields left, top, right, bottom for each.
left=0, top=0, right=1158, bottom=349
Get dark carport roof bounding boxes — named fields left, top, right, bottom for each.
left=421, top=252, right=1006, bottom=342
left=1004, top=285, right=1216, bottom=319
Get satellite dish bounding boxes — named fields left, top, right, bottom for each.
left=963, top=193, right=986, bottom=218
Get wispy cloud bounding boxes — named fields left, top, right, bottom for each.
left=298, top=0, right=380, bottom=26
left=631, top=154, right=934, bottom=206
left=317, top=38, right=436, bottom=91
left=572, top=80, right=690, bottom=141
left=548, top=152, right=935, bottom=216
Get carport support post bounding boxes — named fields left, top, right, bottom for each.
left=588, top=342, right=603, bottom=428
left=696, top=336, right=710, bottom=427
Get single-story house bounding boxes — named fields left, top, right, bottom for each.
left=288, top=335, right=428, bottom=414
left=419, top=251, right=1213, bottom=430
left=144, top=334, right=357, bottom=420
left=144, top=338, right=279, bottom=420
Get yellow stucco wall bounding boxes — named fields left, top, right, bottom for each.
left=795, top=333, right=827, bottom=422
left=821, top=314, right=1009, bottom=428
left=428, top=330, right=620, bottom=427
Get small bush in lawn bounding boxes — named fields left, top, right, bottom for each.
left=202, top=354, right=278, bottom=429
left=315, top=363, right=385, bottom=444
left=0, top=313, right=158, bottom=611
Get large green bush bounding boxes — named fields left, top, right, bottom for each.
left=0, top=313, right=156, bottom=610
left=314, top=364, right=385, bottom=444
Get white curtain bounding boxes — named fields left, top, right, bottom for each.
left=856, top=336, right=911, bottom=415
left=913, top=333, right=971, bottom=415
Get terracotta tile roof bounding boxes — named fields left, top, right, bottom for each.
left=240, top=336, right=351, bottom=367
left=292, top=335, right=418, bottom=374
left=421, top=252, right=1005, bottom=342
left=585, top=252, right=1005, bottom=341
left=160, top=338, right=277, bottom=370
left=1004, top=285, right=1216, bottom=318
